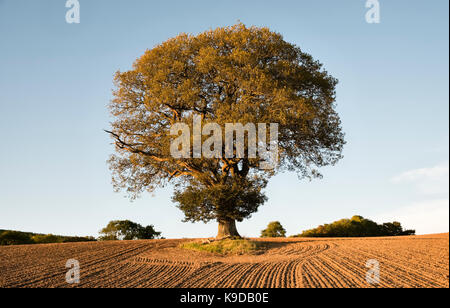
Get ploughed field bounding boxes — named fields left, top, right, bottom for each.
left=0, top=233, right=448, bottom=288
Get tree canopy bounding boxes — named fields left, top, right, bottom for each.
left=98, top=220, right=162, bottom=241
left=293, top=216, right=416, bottom=238
left=261, top=221, right=287, bottom=238
left=107, top=24, right=345, bottom=237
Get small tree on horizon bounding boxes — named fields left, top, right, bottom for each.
left=98, top=220, right=161, bottom=241
left=106, top=24, right=345, bottom=238
left=261, top=221, right=286, bottom=238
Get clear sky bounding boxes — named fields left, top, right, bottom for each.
left=0, top=0, right=448, bottom=238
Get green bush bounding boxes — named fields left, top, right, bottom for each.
left=293, top=215, right=415, bottom=238
left=31, top=234, right=61, bottom=244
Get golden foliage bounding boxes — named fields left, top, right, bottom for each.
left=107, top=24, right=344, bottom=225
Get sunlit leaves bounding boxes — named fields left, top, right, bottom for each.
left=107, top=23, right=345, bottom=222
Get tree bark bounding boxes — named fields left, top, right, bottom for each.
left=217, top=218, right=241, bottom=239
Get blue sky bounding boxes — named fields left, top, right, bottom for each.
left=0, top=0, right=448, bottom=238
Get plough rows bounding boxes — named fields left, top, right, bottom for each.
left=1, top=234, right=448, bottom=288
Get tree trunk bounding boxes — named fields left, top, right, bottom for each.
left=217, top=218, right=241, bottom=239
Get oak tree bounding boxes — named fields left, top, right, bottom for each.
left=107, top=24, right=345, bottom=238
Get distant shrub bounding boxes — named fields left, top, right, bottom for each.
left=98, top=234, right=118, bottom=241
left=30, top=234, right=95, bottom=244
left=31, top=234, right=61, bottom=244
left=0, top=230, right=97, bottom=246
left=61, top=236, right=96, bottom=243
left=293, top=216, right=416, bottom=238
left=261, top=221, right=286, bottom=238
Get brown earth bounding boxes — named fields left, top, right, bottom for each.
left=0, top=233, right=448, bottom=288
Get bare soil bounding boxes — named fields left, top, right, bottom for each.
left=0, top=233, right=448, bottom=288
